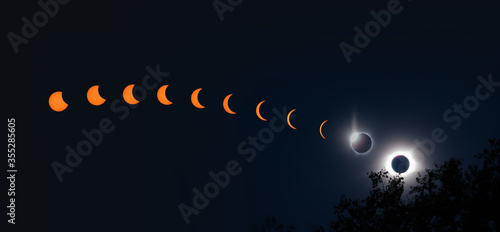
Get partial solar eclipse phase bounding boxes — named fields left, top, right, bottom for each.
left=157, top=85, right=173, bottom=105
left=287, top=109, right=297, bottom=130
left=123, top=84, right=140, bottom=105
left=223, top=94, right=236, bottom=114
left=48, top=91, right=68, bottom=112
left=256, top=100, right=267, bottom=121
left=191, top=88, right=205, bottom=109
left=87, top=85, right=106, bottom=106
left=319, top=120, right=328, bottom=139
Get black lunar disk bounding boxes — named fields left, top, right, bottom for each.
left=350, top=132, right=372, bottom=153
left=391, top=155, right=410, bottom=174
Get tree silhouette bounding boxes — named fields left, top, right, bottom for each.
left=252, top=138, right=500, bottom=231
left=325, top=168, right=408, bottom=231
left=316, top=138, right=500, bottom=232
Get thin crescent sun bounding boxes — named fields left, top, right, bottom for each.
left=223, top=94, right=236, bottom=114
left=157, top=85, right=173, bottom=105
left=256, top=100, right=267, bottom=121
left=123, top=84, right=139, bottom=105
left=87, top=85, right=106, bottom=106
left=287, top=109, right=297, bottom=130
left=49, top=91, right=68, bottom=112
left=191, top=88, right=205, bottom=109
left=319, top=120, right=328, bottom=139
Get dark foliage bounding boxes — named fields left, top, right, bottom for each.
left=317, top=138, right=500, bottom=232
left=252, top=138, right=500, bottom=231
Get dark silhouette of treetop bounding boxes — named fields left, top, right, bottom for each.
left=253, top=138, right=500, bottom=232
left=317, top=138, right=500, bottom=232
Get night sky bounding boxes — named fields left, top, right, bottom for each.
left=5, top=0, right=500, bottom=231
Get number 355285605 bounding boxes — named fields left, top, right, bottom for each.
left=8, top=118, right=15, bottom=167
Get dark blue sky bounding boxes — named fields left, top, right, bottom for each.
left=5, top=0, right=499, bottom=231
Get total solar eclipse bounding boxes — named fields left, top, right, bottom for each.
left=350, top=132, right=372, bottom=154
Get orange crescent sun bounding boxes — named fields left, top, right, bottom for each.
left=87, top=85, right=106, bottom=106
left=191, top=88, right=205, bottom=109
left=319, top=120, right=328, bottom=139
left=123, top=84, right=140, bottom=105
left=287, top=109, right=297, bottom=130
left=157, top=85, right=173, bottom=105
left=49, top=91, right=68, bottom=112
left=223, top=94, right=236, bottom=114
left=256, top=100, right=267, bottom=121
